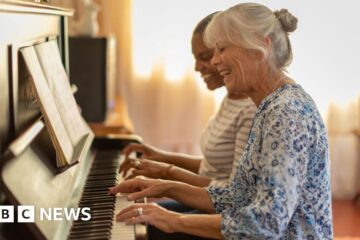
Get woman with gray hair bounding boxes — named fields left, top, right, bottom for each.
left=109, top=3, right=333, bottom=239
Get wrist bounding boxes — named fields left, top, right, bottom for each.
left=163, top=180, right=179, bottom=198
left=170, top=214, right=186, bottom=233
left=162, top=164, right=174, bottom=179
left=156, top=150, right=174, bottom=163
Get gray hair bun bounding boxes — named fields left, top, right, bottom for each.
left=274, top=9, right=298, bottom=33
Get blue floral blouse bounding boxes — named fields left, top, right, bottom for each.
left=207, top=84, right=333, bottom=239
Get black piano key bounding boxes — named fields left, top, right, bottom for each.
left=87, top=211, right=114, bottom=218
left=70, top=227, right=112, bottom=234
left=83, top=184, right=115, bottom=190
left=71, top=222, right=112, bottom=230
left=90, top=166, right=118, bottom=171
left=86, top=177, right=116, bottom=182
left=73, top=219, right=112, bottom=226
left=80, top=194, right=112, bottom=199
left=79, top=204, right=114, bottom=209
left=87, top=211, right=114, bottom=217
left=69, top=235, right=110, bottom=240
left=69, top=231, right=111, bottom=239
left=70, top=229, right=110, bottom=235
left=84, top=181, right=116, bottom=187
left=72, top=220, right=113, bottom=228
left=79, top=201, right=114, bottom=207
left=89, top=167, right=117, bottom=172
left=81, top=206, right=114, bottom=212
left=89, top=167, right=118, bottom=172
left=81, top=191, right=111, bottom=196
left=79, top=202, right=113, bottom=208
left=80, top=194, right=114, bottom=200
left=79, top=199, right=114, bottom=205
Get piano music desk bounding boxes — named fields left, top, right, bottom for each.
left=89, top=96, right=134, bottom=137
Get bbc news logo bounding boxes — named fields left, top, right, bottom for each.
left=0, top=206, right=91, bottom=223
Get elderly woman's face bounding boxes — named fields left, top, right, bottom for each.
left=211, top=42, right=259, bottom=94
left=192, top=34, right=224, bottom=90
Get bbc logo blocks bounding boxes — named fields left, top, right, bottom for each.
left=18, top=206, right=35, bottom=222
left=0, top=206, right=35, bottom=223
left=0, top=206, right=91, bottom=222
left=0, top=206, right=14, bottom=222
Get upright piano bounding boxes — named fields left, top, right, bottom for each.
left=0, top=1, right=146, bottom=239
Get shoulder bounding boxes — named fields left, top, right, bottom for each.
left=223, top=97, right=257, bottom=113
left=265, top=84, right=319, bottom=121
left=233, top=98, right=257, bottom=126
left=220, top=97, right=257, bottom=129
left=260, top=84, right=326, bottom=140
left=241, top=98, right=257, bottom=116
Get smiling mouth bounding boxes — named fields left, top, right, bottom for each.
left=201, top=74, right=213, bottom=80
left=219, top=70, right=230, bottom=77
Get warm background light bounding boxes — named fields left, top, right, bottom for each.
left=132, top=0, right=360, bottom=115
left=131, top=0, right=246, bottom=105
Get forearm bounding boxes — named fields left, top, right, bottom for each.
left=173, top=214, right=223, bottom=239
left=165, top=182, right=215, bottom=213
left=166, top=165, right=211, bottom=187
left=160, top=151, right=203, bottom=173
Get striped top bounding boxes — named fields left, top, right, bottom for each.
left=199, top=96, right=256, bottom=186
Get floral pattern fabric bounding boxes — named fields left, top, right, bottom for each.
left=207, top=84, right=333, bottom=240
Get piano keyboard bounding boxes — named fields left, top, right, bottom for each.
left=68, top=150, right=146, bottom=240
left=111, top=195, right=137, bottom=239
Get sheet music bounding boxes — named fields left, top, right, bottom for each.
left=20, top=47, right=73, bottom=164
left=34, top=40, right=90, bottom=147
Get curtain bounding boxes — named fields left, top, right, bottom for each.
left=127, top=67, right=215, bottom=153
left=96, top=0, right=216, bottom=154
left=326, top=99, right=360, bottom=199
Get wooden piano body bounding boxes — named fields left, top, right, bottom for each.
left=0, top=1, right=146, bottom=239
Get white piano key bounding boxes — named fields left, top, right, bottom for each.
left=111, top=194, right=135, bottom=240
left=111, top=161, right=136, bottom=240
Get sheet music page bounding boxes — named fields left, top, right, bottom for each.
left=34, top=40, right=90, bottom=147
left=20, top=47, right=73, bottom=164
